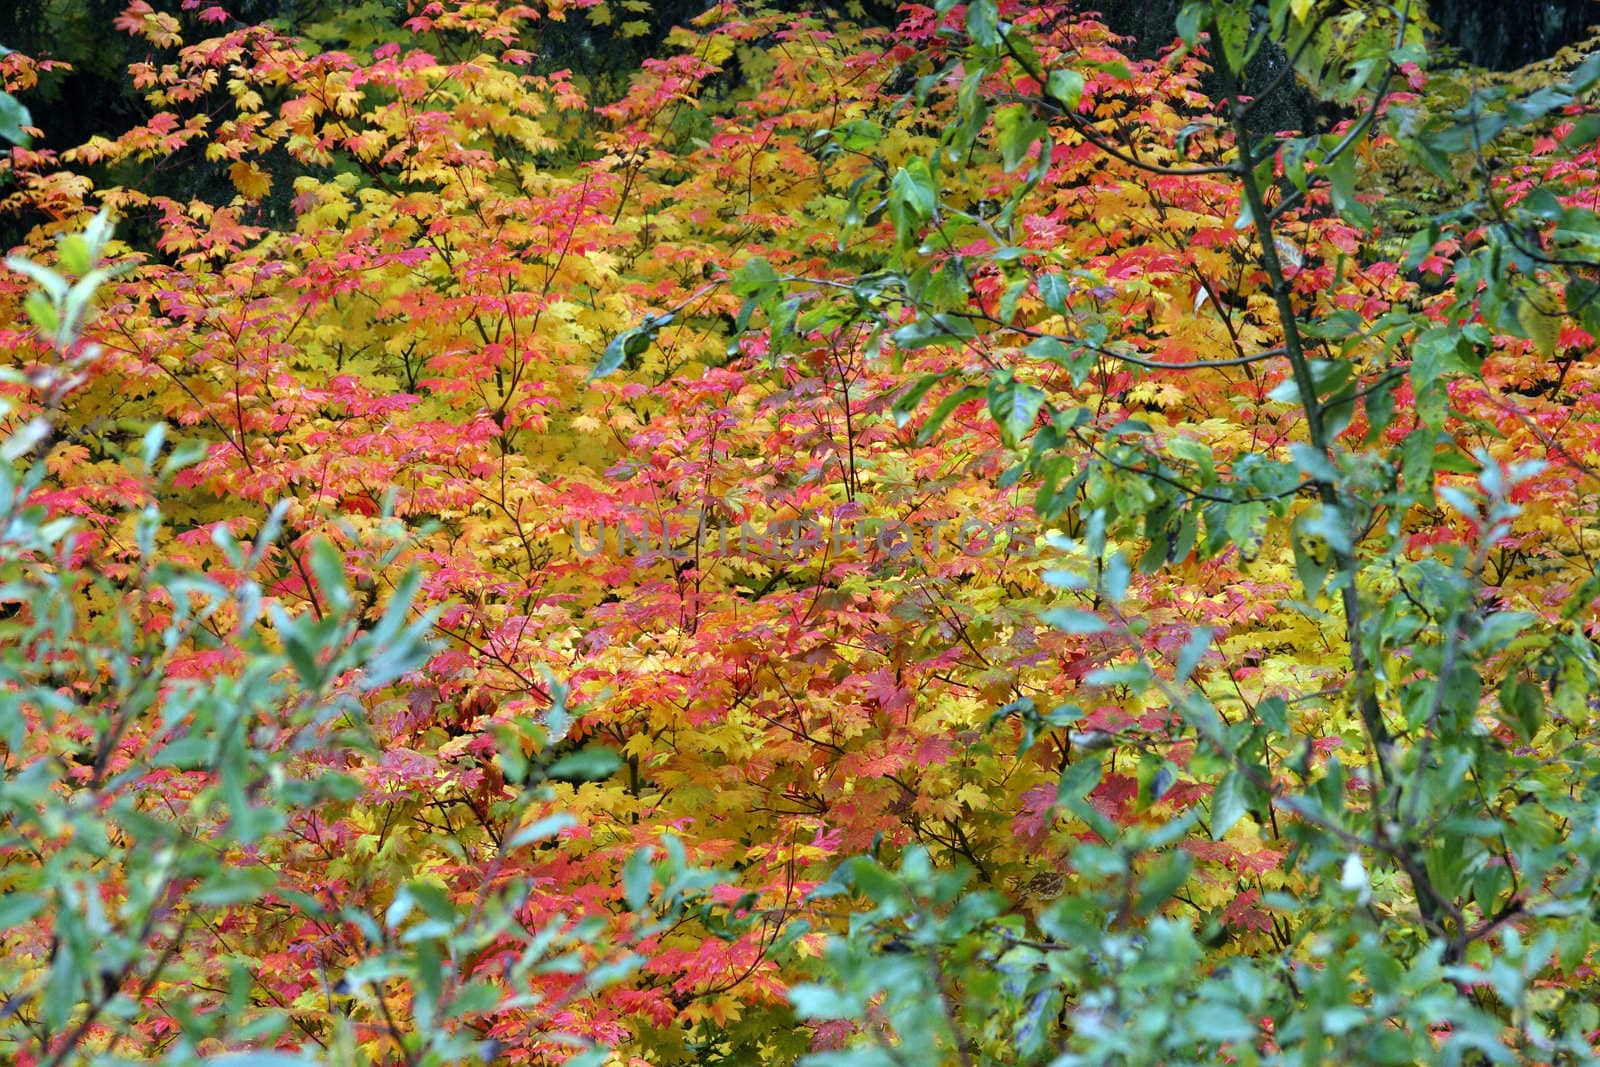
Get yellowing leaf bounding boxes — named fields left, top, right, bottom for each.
left=229, top=160, right=272, bottom=200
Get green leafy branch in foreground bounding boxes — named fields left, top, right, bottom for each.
left=767, top=0, right=1600, bottom=1063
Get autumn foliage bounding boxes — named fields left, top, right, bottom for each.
left=3, top=0, right=1600, bottom=1062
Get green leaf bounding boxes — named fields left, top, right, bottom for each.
left=1047, top=69, right=1085, bottom=110
left=892, top=313, right=976, bottom=350
left=892, top=372, right=949, bottom=428
left=1364, top=370, right=1400, bottom=442
left=1088, top=59, right=1132, bottom=81
left=1057, top=757, right=1102, bottom=804
left=6, top=256, right=68, bottom=301
left=58, top=234, right=94, bottom=279
left=1570, top=51, right=1600, bottom=92
left=987, top=378, right=1046, bottom=447
left=546, top=746, right=621, bottom=782
left=507, top=813, right=577, bottom=850
left=1136, top=852, right=1194, bottom=916
left=1136, top=753, right=1175, bottom=811
left=593, top=312, right=675, bottom=380
left=1562, top=113, right=1600, bottom=150
left=0, top=91, right=31, bottom=146
left=788, top=983, right=862, bottom=1020
left=1210, top=770, right=1249, bottom=839
left=394, top=880, right=456, bottom=926
left=890, top=158, right=936, bottom=220
left=1175, top=2, right=1208, bottom=47
left=831, top=119, right=884, bottom=151
left=1410, top=326, right=1467, bottom=430
left=1324, top=148, right=1372, bottom=227
left=965, top=0, right=999, bottom=48
left=1036, top=273, right=1070, bottom=314
left=1213, top=0, right=1255, bottom=73
left=847, top=859, right=902, bottom=904
left=0, top=892, right=46, bottom=928
left=1175, top=626, right=1212, bottom=683
left=270, top=607, right=324, bottom=688
left=1257, top=695, right=1289, bottom=734
left=915, top=384, right=984, bottom=444
left=803, top=1050, right=903, bottom=1067
left=1498, top=677, right=1544, bottom=742
left=22, top=289, right=58, bottom=336
left=308, top=538, right=352, bottom=614
left=623, top=846, right=655, bottom=911
left=1084, top=662, right=1150, bottom=688
left=193, top=866, right=278, bottom=907
left=994, top=105, right=1045, bottom=172
left=730, top=256, right=780, bottom=298
left=1101, top=552, right=1131, bottom=603
left=1041, top=608, right=1107, bottom=634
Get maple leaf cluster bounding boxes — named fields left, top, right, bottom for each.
left=2, top=0, right=1600, bottom=1062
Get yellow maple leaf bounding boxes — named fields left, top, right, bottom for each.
left=229, top=160, right=272, bottom=200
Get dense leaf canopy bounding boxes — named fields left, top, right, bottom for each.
left=2, top=0, right=1600, bottom=1064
